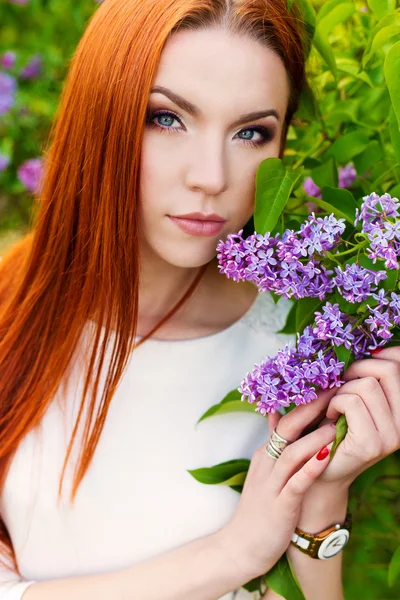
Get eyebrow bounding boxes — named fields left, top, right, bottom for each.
left=150, top=85, right=281, bottom=126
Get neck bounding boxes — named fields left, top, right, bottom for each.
left=137, top=245, right=213, bottom=334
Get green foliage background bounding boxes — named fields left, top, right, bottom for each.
left=1, top=0, right=400, bottom=598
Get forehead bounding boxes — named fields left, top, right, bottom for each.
left=153, top=28, right=290, bottom=119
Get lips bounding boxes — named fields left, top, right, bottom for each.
left=172, top=212, right=226, bottom=222
left=168, top=215, right=226, bottom=237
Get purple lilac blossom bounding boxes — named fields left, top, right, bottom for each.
left=303, top=164, right=357, bottom=199
left=303, top=177, right=321, bottom=199
left=0, top=155, right=10, bottom=172
left=217, top=213, right=345, bottom=300
left=239, top=343, right=345, bottom=414
left=338, top=164, right=357, bottom=188
left=0, top=72, right=17, bottom=115
left=354, top=192, right=400, bottom=269
left=20, top=55, right=42, bottom=79
left=332, top=263, right=387, bottom=303
left=17, top=158, right=43, bottom=193
left=239, top=294, right=400, bottom=413
left=1, top=51, right=17, bottom=70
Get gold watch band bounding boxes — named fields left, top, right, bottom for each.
left=290, top=512, right=353, bottom=559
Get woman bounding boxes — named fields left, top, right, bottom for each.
left=0, top=1, right=399, bottom=599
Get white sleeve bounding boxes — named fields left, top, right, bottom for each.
left=0, top=558, right=36, bottom=600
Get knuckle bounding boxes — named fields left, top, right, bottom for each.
left=361, top=376, right=381, bottom=393
left=347, top=393, right=364, bottom=407
left=383, top=361, right=400, bottom=380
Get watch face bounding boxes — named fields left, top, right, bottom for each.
left=317, top=529, right=350, bottom=559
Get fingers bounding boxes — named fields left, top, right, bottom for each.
left=268, top=423, right=337, bottom=494
left=270, top=386, right=338, bottom=444
left=332, top=378, right=397, bottom=438
left=343, top=356, right=400, bottom=422
left=279, top=438, right=335, bottom=509
left=325, top=392, right=383, bottom=461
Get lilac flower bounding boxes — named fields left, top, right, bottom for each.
left=1, top=51, right=17, bottom=70
left=0, top=72, right=17, bottom=115
left=303, top=164, right=357, bottom=199
left=355, top=193, right=400, bottom=269
left=0, top=155, right=10, bottom=173
left=303, top=177, right=321, bottom=199
left=333, top=263, right=387, bottom=303
left=217, top=213, right=345, bottom=300
left=239, top=343, right=345, bottom=414
left=17, top=158, right=43, bottom=193
left=338, top=164, right=357, bottom=188
left=313, top=302, right=355, bottom=349
left=20, top=55, right=42, bottom=79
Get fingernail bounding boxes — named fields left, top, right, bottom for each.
left=316, top=446, right=329, bottom=461
left=371, top=348, right=384, bottom=355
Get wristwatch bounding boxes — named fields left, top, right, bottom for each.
left=290, top=512, right=352, bottom=559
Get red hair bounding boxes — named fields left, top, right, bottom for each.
left=0, top=0, right=308, bottom=575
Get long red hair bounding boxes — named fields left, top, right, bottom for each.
left=0, top=0, right=308, bottom=575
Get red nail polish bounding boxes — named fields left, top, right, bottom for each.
left=371, top=348, right=384, bottom=355
left=316, top=446, right=329, bottom=461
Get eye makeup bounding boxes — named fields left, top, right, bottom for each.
left=145, top=108, right=276, bottom=148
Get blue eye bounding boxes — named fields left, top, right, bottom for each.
left=146, top=110, right=275, bottom=147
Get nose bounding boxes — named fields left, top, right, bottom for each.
left=184, top=135, right=229, bottom=196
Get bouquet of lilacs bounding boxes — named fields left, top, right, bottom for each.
left=216, top=191, right=400, bottom=456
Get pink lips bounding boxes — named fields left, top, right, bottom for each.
left=168, top=213, right=226, bottom=237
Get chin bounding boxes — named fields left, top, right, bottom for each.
left=155, top=243, right=218, bottom=269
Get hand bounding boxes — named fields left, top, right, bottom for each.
left=311, top=346, right=400, bottom=486
left=223, top=409, right=337, bottom=580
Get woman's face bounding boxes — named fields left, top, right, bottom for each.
left=140, top=27, right=290, bottom=268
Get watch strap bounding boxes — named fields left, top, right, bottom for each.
left=290, top=512, right=352, bottom=558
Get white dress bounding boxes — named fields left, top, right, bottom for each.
left=0, top=290, right=292, bottom=600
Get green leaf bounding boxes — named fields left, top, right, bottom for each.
left=187, top=458, right=250, bottom=485
left=296, top=297, right=323, bottom=332
left=196, top=389, right=259, bottom=424
left=363, top=9, right=400, bottom=61
left=324, top=99, right=360, bottom=127
left=333, top=290, right=359, bottom=315
left=254, top=158, right=304, bottom=235
left=313, top=27, right=337, bottom=78
left=294, top=0, right=317, bottom=28
left=316, top=0, right=351, bottom=23
left=368, top=0, right=397, bottom=21
left=385, top=41, right=400, bottom=129
left=390, top=183, right=400, bottom=198
left=311, top=157, right=338, bottom=189
left=264, top=553, right=306, bottom=600
left=333, top=344, right=352, bottom=370
left=321, top=187, right=359, bottom=223
left=325, top=131, right=370, bottom=164
left=316, top=3, right=355, bottom=36
left=390, top=106, right=400, bottom=164
left=295, top=83, right=319, bottom=121
left=277, top=300, right=297, bottom=334
left=353, top=140, right=385, bottom=176
left=330, top=414, right=348, bottom=460
left=382, top=267, right=398, bottom=292
left=363, top=25, right=400, bottom=67
left=388, top=545, right=400, bottom=587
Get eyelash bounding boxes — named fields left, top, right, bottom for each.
left=145, top=110, right=275, bottom=148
